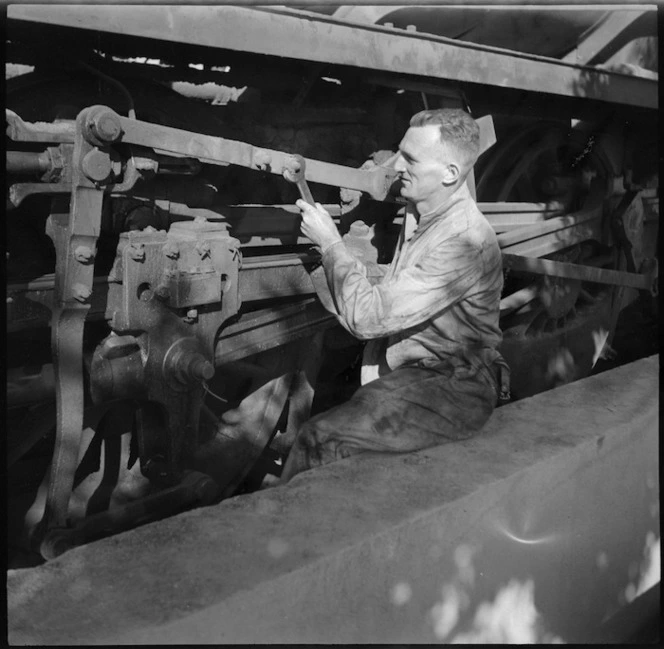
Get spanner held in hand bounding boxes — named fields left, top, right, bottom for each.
left=283, top=154, right=316, bottom=206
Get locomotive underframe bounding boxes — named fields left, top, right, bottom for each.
left=5, top=6, right=658, bottom=561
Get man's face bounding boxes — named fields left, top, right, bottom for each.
left=394, top=125, right=452, bottom=203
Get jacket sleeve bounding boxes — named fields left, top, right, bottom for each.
left=321, top=235, right=483, bottom=339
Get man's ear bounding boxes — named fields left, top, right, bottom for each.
left=441, top=162, right=460, bottom=185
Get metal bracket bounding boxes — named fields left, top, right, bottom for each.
left=34, top=107, right=118, bottom=559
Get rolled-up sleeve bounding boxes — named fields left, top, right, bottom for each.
left=322, top=235, right=483, bottom=339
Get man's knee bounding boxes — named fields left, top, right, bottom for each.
left=288, top=415, right=358, bottom=474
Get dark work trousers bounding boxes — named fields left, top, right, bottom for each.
left=280, top=353, right=500, bottom=482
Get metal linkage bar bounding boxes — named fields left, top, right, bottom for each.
left=6, top=107, right=397, bottom=202
left=110, top=111, right=396, bottom=201
left=215, top=299, right=336, bottom=366
left=502, top=253, right=657, bottom=293
left=7, top=5, right=657, bottom=109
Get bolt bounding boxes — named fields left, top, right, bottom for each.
left=183, top=308, right=198, bottom=324
left=87, top=108, right=123, bottom=144
left=163, top=242, right=180, bottom=259
left=73, top=245, right=94, bottom=263
left=72, top=283, right=92, bottom=303
left=40, top=529, right=75, bottom=560
left=254, top=150, right=272, bottom=171
left=134, top=157, right=159, bottom=173
left=138, top=287, right=154, bottom=302
left=173, top=353, right=215, bottom=386
left=196, top=240, right=211, bottom=259
left=189, top=356, right=215, bottom=382
left=155, top=285, right=171, bottom=301
left=193, top=216, right=208, bottom=225
left=128, top=243, right=146, bottom=262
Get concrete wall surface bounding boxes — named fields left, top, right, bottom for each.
left=7, top=355, right=659, bottom=644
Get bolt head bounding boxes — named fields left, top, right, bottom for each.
left=184, top=308, right=198, bottom=323
left=81, top=149, right=113, bottom=183
left=134, top=157, right=159, bottom=173
left=128, top=243, right=146, bottom=262
left=196, top=240, right=211, bottom=258
left=73, top=245, right=94, bottom=263
left=163, top=243, right=180, bottom=259
left=72, top=283, right=92, bottom=303
left=254, top=150, right=272, bottom=171
left=155, top=285, right=171, bottom=301
left=89, top=109, right=123, bottom=144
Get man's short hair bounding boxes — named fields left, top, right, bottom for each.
left=410, top=109, right=480, bottom=171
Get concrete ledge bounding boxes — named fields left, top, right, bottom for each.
left=7, top=355, right=659, bottom=644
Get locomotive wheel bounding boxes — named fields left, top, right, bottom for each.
left=193, top=332, right=325, bottom=496
left=7, top=399, right=152, bottom=564
left=478, top=122, right=621, bottom=399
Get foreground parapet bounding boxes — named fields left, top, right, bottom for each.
left=8, top=355, right=659, bottom=644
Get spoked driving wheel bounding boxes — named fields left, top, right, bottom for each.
left=477, top=121, right=621, bottom=399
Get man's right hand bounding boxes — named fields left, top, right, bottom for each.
left=297, top=199, right=342, bottom=253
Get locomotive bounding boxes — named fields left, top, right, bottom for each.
left=6, top=5, right=658, bottom=562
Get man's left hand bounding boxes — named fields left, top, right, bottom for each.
left=297, top=199, right=342, bottom=252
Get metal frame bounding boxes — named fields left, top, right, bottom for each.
left=7, top=5, right=657, bottom=109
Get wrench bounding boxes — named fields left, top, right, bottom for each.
left=283, top=154, right=315, bottom=206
